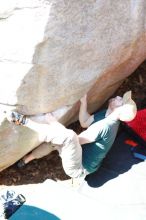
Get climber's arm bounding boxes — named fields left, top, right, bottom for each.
left=79, top=94, right=94, bottom=128
left=78, top=122, right=100, bottom=145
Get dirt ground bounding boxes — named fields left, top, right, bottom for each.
left=0, top=60, right=146, bottom=186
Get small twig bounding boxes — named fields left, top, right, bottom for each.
left=139, top=74, right=143, bottom=84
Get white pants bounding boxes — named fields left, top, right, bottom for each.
left=30, top=130, right=87, bottom=179
left=56, top=130, right=87, bottom=178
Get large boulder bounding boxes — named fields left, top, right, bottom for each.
left=0, top=0, right=146, bottom=170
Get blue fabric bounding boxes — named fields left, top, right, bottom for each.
left=10, top=205, right=60, bottom=220
left=85, top=131, right=141, bottom=187
left=82, top=110, right=120, bottom=173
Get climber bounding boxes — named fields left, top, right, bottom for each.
left=5, top=91, right=137, bottom=180
left=78, top=91, right=137, bottom=174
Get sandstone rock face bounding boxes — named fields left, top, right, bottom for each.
left=0, top=0, right=146, bottom=170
